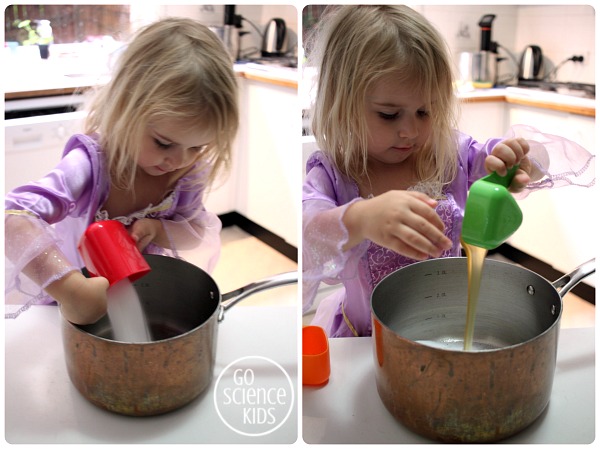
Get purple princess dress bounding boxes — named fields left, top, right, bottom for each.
left=302, top=131, right=508, bottom=337
left=5, top=134, right=221, bottom=318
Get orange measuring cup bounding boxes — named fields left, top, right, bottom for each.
left=302, top=326, right=330, bottom=386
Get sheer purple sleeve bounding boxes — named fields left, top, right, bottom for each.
left=505, top=124, right=594, bottom=198
left=302, top=153, right=369, bottom=313
left=5, top=147, right=95, bottom=316
left=159, top=211, right=222, bottom=274
left=155, top=169, right=222, bottom=274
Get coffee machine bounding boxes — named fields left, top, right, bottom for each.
left=472, top=14, right=498, bottom=88
left=222, top=5, right=241, bottom=61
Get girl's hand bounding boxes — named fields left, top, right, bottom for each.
left=485, top=137, right=532, bottom=192
left=343, top=190, right=453, bottom=260
left=129, top=218, right=163, bottom=251
left=45, top=271, right=109, bottom=324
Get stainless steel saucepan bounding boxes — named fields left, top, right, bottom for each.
left=371, top=257, right=594, bottom=443
left=62, top=254, right=297, bottom=416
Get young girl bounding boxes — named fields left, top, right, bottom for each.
left=5, top=18, right=239, bottom=324
left=302, top=5, right=540, bottom=337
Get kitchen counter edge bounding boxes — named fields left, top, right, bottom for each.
left=5, top=66, right=297, bottom=101
left=458, top=87, right=595, bottom=117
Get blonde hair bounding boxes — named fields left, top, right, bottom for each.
left=84, top=17, right=238, bottom=191
left=308, top=5, right=458, bottom=185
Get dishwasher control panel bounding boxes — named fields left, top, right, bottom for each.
left=5, top=110, right=85, bottom=192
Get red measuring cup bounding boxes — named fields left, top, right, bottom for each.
left=78, top=220, right=151, bottom=285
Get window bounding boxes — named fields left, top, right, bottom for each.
left=5, top=4, right=130, bottom=44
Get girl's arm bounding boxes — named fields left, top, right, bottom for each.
left=5, top=146, right=109, bottom=322
left=130, top=209, right=221, bottom=251
left=44, top=271, right=109, bottom=324
left=130, top=211, right=222, bottom=273
left=302, top=156, right=367, bottom=313
left=341, top=190, right=452, bottom=260
left=302, top=152, right=452, bottom=313
left=5, top=213, right=78, bottom=292
left=5, top=218, right=108, bottom=324
left=302, top=196, right=367, bottom=313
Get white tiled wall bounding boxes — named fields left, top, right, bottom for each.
left=130, top=5, right=299, bottom=58
left=417, top=4, right=594, bottom=84
left=416, top=5, right=518, bottom=56
left=514, top=5, right=594, bottom=83
left=302, top=5, right=595, bottom=135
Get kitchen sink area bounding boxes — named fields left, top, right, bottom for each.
left=505, top=83, right=595, bottom=107
left=515, top=80, right=595, bottom=98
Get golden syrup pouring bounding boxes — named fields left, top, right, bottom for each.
left=461, top=238, right=488, bottom=351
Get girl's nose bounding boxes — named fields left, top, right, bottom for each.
left=166, top=149, right=184, bottom=168
left=397, top=116, right=418, bottom=139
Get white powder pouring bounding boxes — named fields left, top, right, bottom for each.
left=106, top=279, right=152, bottom=343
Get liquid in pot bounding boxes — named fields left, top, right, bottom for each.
left=371, top=258, right=562, bottom=353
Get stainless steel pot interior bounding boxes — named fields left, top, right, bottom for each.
left=77, top=254, right=221, bottom=342
left=371, top=257, right=562, bottom=351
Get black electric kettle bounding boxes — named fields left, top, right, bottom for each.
left=262, top=18, right=287, bottom=57
left=519, top=45, right=544, bottom=80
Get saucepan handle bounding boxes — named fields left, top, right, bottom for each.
left=218, top=271, right=298, bottom=321
left=552, top=259, right=595, bottom=299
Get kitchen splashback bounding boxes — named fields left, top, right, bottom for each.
left=418, top=5, right=594, bottom=85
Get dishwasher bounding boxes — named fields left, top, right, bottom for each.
left=5, top=95, right=86, bottom=193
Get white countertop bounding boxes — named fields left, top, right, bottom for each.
left=234, top=62, right=298, bottom=86
left=5, top=303, right=298, bottom=444
left=3, top=44, right=112, bottom=97
left=456, top=86, right=595, bottom=113
left=303, top=328, right=595, bottom=444
left=4, top=51, right=297, bottom=98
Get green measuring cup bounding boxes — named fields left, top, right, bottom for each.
left=461, top=165, right=523, bottom=250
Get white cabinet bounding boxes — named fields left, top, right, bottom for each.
left=235, top=77, right=299, bottom=247
left=203, top=148, right=237, bottom=216
left=204, top=75, right=298, bottom=247
left=458, top=100, right=507, bottom=142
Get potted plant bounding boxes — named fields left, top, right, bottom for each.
left=15, top=19, right=54, bottom=59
